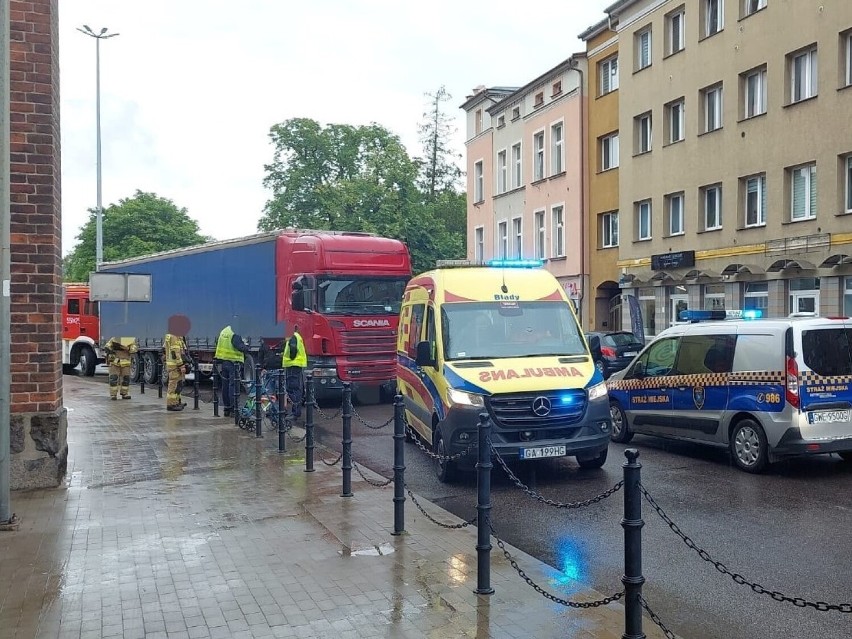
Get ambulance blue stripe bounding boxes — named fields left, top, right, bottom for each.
left=397, top=354, right=445, bottom=421
left=442, top=366, right=489, bottom=395
left=585, top=368, right=604, bottom=387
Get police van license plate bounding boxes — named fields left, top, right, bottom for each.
left=808, top=410, right=850, bottom=424
left=520, top=445, right=566, bottom=460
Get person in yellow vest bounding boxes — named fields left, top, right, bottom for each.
left=282, top=324, right=308, bottom=419
left=214, top=324, right=251, bottom=417
left=104, top=336, right=138, bottom=400
left=163, top=332, right=189, bottom=411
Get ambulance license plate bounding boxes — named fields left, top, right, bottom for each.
left=808, top=410, right=850, bottom=424
left=520, top=445, right=566, bottom=460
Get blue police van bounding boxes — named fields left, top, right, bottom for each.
left=606, top=310, right=852, bottom=472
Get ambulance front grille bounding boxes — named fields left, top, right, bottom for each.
left=486, top=389, right=587, bottom=429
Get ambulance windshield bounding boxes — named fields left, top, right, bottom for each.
left=441, top=301, right=586, bottom=360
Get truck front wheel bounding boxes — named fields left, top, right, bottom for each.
left=142, top=352, right=160, bottom=385
left=78, top=345, right=96, bottom=377
left=130, top=355, right=142, bottom=383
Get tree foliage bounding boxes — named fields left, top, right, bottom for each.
left=416, top=85, right=463, bottom=198
left=63, top=190, right=210, bottom=282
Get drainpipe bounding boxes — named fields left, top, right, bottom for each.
left=571, top=57, right=589, bottom=330
left=0, top=0, right=11, bottom=524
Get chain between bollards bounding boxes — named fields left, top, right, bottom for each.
left=212, top=362, right=219, bottom=417
left=622, top=448, right=645, bottom=639
left=192, top=357, right=200, bottom=410
left=341, top=382, right=353, bottom=497
left=277, top=369, right=286, bottom=453
left=254, top=362, right=263, bottom=438
left=475, top=413, right=494, bottom=595
left=305, top=374, right=315, bottom=472
left=391, top=394, right=406, bottom=535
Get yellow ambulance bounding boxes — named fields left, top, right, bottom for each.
left=396, top=259, right=611, bottom=481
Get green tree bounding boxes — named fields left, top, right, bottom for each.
left=416, top=86, right=463, bottom=197
left=63, top=190, right=210, bottom=282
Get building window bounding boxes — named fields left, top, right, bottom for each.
left=742, top=0, right=767, bottom=18
left=511, top=143, right=522, bottom=189
left=844, top=277, right=852, bottom=316
left=533, top=131, right=545, bottom=181
left=742, top=66, right=767, bottom=119
left=512, top=217, right=523, bottom=258
left=666, top=192, right=684, bottom=236
left=551, top=206, right=565, bottom=257
left=496, top=150, right=507, bottom=194
left=744, top=281, right=768, bottom=313
left=552, top=80, right=562, bottom=96
left=475, top=109, right=483, bottom=135
left=551, top=122, right=564, bottom=175
left=790, top=163, right=817, bottom=221
left=534, top=211, right=546, bottom=259
left=666, top=99, right=685, bottom=144
left=846, top=32, right=852, bottom=88
left=601, top=211, right=619, bottom=248
left=601, top=133, right=619, bottom=171
left=703, top=0, right=723, bottom=37
left=702, top=83, right=723, bottom=132
left=635, top=112, right=652, bottom=154
left=497, top=221, right=508, bottom=259
left=497, top=115, right=505, bottom=128
left=600, top=55, right=619, bottom=94
left=474, top=227, right=484, bottom=262
left=667, top=8, right=685, bottom=55
left=703, top=184, right=722, bottom=230
left=845, top=155, right=852, bottom=214
left=636, top=200, right=652, bottom=241
left=534, top=91, right=544, bottom=107
left=474, top=161, right=483, bottom=202
left=638, top=287, right=657, bottom=337
left=511, top=106, right=521, bottom=120
left=743, top=174, right=767, bottom=227
left=789, top=46, right=818, bottom=103
left=703, top=283, right=726, bottom=311
left=636, top=28, right=652, bottom=71
left=789, top=277, right=819, bottom=314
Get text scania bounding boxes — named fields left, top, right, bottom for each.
left=353, top=319, right=391, bottom=328
left=478, top=366, right=584, bottom=382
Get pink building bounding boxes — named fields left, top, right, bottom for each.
left=461, top=56, right=590, bottom=325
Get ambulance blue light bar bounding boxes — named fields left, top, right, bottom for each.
left=679, top=309, right=763, bottom=322
left=486, top=259, right=544, bottom=268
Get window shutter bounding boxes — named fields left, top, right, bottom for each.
left=760, top=176, right=767, bottom=223
left=810, top=166, right=817, bottom=216
left=641, top=33, right=650, bottom=65
left=601, top=65, right=610, bottom=94
left=792, top=169, right=805, bottom=219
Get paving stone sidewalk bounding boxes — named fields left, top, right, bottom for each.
left=0, top=376, right=667, bottom=639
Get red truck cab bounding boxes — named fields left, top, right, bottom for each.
left=62, top=283, right=102, bottom=375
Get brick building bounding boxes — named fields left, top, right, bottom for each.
left=8, top=0, right=66, bottom=489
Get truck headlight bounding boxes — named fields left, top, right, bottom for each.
left=447, top=388, right=485, bottom=408
left=587, top=382, right=608, bottom=401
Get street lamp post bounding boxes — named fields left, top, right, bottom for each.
left=77, top=26, right=118, bottom=271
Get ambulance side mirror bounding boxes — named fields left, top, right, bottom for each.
left=415, top=341, right=436, bottom=368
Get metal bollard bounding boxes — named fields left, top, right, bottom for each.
left=254, top=363, right=263, bottom=437
left=341, top=382, right=353, bottom=497
left=193, top=358, right=200, bottom=410
left=277, top=370, right=286, bottom=453
left=391, top=394, right=406, bottom=535
left=622, top=449, right=645, bottom=639
left=233, top=362, right=240, bottom=427
left=475, top=413, right=494, bottom=595
left=212, top=363, right=219, bottom=417
left=158, top=357, right=163, bottom=399
left=304, top=374, right=315, bottom=472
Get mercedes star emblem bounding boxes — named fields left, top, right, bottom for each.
left=531, top=396, right=552, bottom=417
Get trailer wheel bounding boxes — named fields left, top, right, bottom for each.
left=242, top=354, right=256, bottom=383
left=129, top=354, right=142, bottom=383
left=142, top=352, right=160, bottom=385
left=78, top=345, right=96, bottom=377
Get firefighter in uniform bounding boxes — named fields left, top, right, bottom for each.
left=105, top=336, right=138, bottom=400
left=214, top=325, right=250, bottom=417
left=282, top=325, right=308, bottom=419
left=164, top=332, right=188, bottom=411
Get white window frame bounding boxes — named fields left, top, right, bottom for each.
left=601, top=133, right=619, bottom=170
left=845, top=155, right=852, bottom=214
left=790, top=163, right=817, bottom=221
left=790, top=46, right=818, bottom=103
left=473, top=160, right=484, bottom=202
left=533, top=130, right=545, bottom=181
left=743, top=67, right=767, bottom=118
left=703, top=84, right=723, bottom=132
left=474, top=226, right=484, bottom=262
left=496, top=149, right=507, bottom=194
left=703, top=184, right=723, bottom=230
left=704, top=0, right=723, bottom=37
left=551, top=205, right=565, bottom=257
left=551, top=121, right=564, bottom=175
left=511, top=142, right=522, bottom=189
left=601, top=211, right=619, bottom=248
left=636, top=28, right=652, bottom=71
left=667, top=192, right=684, bottom=236
left=497, top=221, right=508, bottom=259
left=743, top=0, right=767, bottom=18
left=636, top=200, right=652, bottom=241
left=534, top=210, right=546, bottom=259
left=636, top=113, right=652, bottom=154
left=668, top=99, right=685, bottom=143
left=744, top=281, right=769, bottom=312
left=744, top=174, right=767, bottom=227
left=703, top=283, right=726, bottom=311
left=667, top=9, right=685, bottom=55
left=846, top=33, right=852, bottom=88
left=512, top=217, right=523, bottom=258
left=600, top=55, right=619, bottom=94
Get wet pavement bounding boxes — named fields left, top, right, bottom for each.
left=0, top=377, right=666, bottom=639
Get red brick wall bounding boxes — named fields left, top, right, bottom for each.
left=9, top=0, right=62, bottom=414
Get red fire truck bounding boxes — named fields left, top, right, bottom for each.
left=62, top=283, right=102, bottom=376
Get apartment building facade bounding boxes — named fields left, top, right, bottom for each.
left=606, top=0, right=852, bottom=338
left=461, top=57, right=591, bottom=325
left=580, top=18, right=622, bottom=332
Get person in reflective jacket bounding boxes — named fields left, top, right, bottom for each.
left=163, top=333, right=188, bottom=411
left=281, top=325, right=307, bottom=419
left=105, top=336, right=138, bottom=400
left=214, top=324, right=251, bottom=417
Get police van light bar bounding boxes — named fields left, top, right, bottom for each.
left=679, top=309, right=763, bottom=322
left=486, top=259, right=544, bottom=268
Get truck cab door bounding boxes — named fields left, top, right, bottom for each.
left=64, top=297, right=81, bottom=340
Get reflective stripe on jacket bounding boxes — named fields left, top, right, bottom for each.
left=281, top=332, right=307, bottom=368
left=214, top=326, right=244, bottom=362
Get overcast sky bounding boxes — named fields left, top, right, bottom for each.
left=59, top=0, right=612, bottom=255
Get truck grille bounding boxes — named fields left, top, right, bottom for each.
left=486, top=389, right=587, bottom=429
left=337, top=329, right=397, bottom=382
left=338, top=329, right=396, bottom=354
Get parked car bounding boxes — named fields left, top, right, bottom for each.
left=586, top=331, right=645, bottom=379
